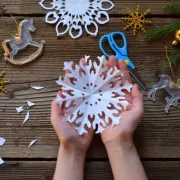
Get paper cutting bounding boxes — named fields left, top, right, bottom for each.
left=56, top=55, right=132, bottom=135
left=39, top=0, right=114, bottom=39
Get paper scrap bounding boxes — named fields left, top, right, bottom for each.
left=23, top=111, right=30, bottom=124
left=0, top=158, right=4, bottom=165
left=28, top=139, right=37, bottom=148
left=31, top=86, right=44, bottom=90
left=16, top=106, right=24, bottom=113
left=27, top=101, right=35, bottom=107
left=0, top=137, right=6, bottom=146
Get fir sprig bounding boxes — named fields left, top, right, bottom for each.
left=168, top=48, right=180, bottom=65
left=164, top=3, right=180, bottom=14
left=144, top=22, right=180, bottom=40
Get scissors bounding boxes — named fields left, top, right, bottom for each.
left=99, top=32, right=147, bottom=91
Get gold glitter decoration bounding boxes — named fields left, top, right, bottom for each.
left=121, top=5, right=152, bottom=35
left=0, top=71, right=8, bottom=94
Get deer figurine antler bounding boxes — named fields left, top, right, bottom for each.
left=148, top=74, right=180, bottom=113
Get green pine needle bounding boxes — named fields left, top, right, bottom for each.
left=168, top=48, right=180, bottom=65
left=164, top=3, right=180, bottom=14
left=144, top=22, right=180, bottom=40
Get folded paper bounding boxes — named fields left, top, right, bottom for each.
left=56, top=55, right=132, bottom=135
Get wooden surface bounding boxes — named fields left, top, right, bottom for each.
left=0, top=161, right=180, bottom=180
left=0, top=1, right=180, bottom=179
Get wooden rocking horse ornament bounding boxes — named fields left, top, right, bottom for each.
left=2, top=19, right=45, bottom=65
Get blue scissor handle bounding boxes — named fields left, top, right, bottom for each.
left=99, top=34, right=111, bottom=58
left=99, top=32, right=135, bottom=69
left=110, top=32, right=128, bottom=57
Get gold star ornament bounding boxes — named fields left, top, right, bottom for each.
left=0, top=71, right=8, bottom=94
left=121, top=5, right=152, bottom=35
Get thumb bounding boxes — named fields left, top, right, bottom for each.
left=51, top=91, right=63, bottom=118
left=131, top=84, right=144, bottom=115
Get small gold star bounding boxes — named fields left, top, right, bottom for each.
left=0, top=71, right=9, bottom=94
left=121, top=5, right=152, bottom=35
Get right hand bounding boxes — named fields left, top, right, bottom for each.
left=100, top=56, right=144, bottom=148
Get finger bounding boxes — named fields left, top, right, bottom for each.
left=104, top=62, right=109, bottom=67
left=51, top=98, right=63, bottom=117
left=80, top=58, right=86, bottom=65
left=122, top=71, right=132, bottom=84
left=118, top=60, right=128, bottom=71
left=131, top=84, right=144, bottom=114
left=65, top=61, right=75, bottom=75
left=109, top=55, right=117, bottom=67
left=65, top=69, right=71, bottom=74
left=118, top=60, right=132, bottom=84
left=79, top=58, right=86, bottom=75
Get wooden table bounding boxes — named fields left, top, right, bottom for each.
left=0, top=0, right=180, bottom=179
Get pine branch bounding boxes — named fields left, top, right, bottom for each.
left=164, top=3, right=180, bottom=14
left=144, top=22, right=180, bottom=40
left=168, top=48, right=180, bottom=65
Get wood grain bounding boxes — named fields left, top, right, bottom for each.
left=0, top=161, right=179, bottom=180
left=0, top=17, right=180, bottom=158
left=1, top=0, right=180, bottom=15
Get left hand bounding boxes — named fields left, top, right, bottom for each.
left=51, top=58, right=94, bottom=154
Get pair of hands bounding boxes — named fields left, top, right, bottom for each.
left=51, top=55, right=144, bottom=154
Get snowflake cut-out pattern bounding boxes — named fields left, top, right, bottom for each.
left=56, top=56, right=132, bottom=135
left=121, top=5, right=152, bottom=35
left=0, top=71, right=8, bottom=94
left=39, top=0, right=114, bottom=39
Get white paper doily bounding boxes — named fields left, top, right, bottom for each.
left=56, top=56, right=132, bottom=135
left=39, top=0, right=115, bottom=39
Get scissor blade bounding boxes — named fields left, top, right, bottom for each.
left=128, top=67, right=148, bottom=91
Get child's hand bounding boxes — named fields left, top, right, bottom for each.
left=101, top=55, right=144, bottom=149
left=51, top=58, right=94, bottom=154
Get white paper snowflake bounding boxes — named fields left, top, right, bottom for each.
left=39, top=0, right=115, bottom=39
left=56, top=56, right=132, bottom=135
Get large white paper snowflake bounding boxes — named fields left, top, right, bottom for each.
left=39, top=0, right=115, bottom=39
left=56, top=56, right=132, bottom=135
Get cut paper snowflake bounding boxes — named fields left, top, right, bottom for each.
left=27, top=101, right=35, bottom=107
left=56, top=55, right=132, bottom=135
left=16, top=106, right=24, bottom=113
left=39, top=0, right=115, bottom=39
left=28, top=139, right=37, bottom=148
left=121, top=5, right=152, bottom=35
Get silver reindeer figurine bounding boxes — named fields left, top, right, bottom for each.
left=2, top=19, right=45, bottom=65
left=148, top=74, right=180, bottom=113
